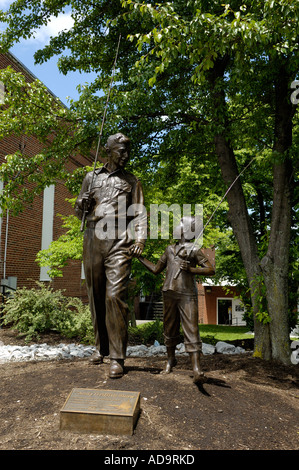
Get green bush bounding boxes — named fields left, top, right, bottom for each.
left=1, top=282, right=94, bottom=343
left=65, top=296, right=94, bottom=344
left=128, top=319, right=164, bottom=345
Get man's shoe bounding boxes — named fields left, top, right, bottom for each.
left=89, top=351, right=104, bottom=364
left=109, top=359, right=124, bottom=378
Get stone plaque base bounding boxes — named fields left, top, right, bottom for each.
left=60, top=388, right=140, bottom=436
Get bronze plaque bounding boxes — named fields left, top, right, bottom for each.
left=60, top=388, right=140, bottom=435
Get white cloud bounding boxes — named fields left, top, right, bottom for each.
left=29, top=13, right=74, bottom=45
left=0, top=0, right=14, bottom=9
left=0, top=2, right=74, bottom=45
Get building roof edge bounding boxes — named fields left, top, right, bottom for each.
left=5, top=50, right=67, bottom=109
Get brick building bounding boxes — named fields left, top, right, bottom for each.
left=0, top=51, right=91, bottom=301
left=197, top=283, right=246, bottom=326
left=196, top=247, right=246, bottom=326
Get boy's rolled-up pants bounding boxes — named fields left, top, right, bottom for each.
left=162, top=290, right=202, bottom=353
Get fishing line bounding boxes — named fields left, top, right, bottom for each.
left=80, top=33, right=122, bottom=231
left=173, top=154, right=258, bottom=278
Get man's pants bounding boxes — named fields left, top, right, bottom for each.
left=83, top=227, right=132, bottom=359
left=162, top=291, right=202, bottom=353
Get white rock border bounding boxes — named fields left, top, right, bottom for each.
left=0, top=340, right=247, bottom=363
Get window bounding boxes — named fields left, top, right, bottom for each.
left=40, top=185, right=55, bottom=281
left=0, top=81, right=4, bottom=104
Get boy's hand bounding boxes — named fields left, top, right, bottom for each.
left=129, top=242, right=144, bottom=257
left=180, top=260, right=190, bottom=271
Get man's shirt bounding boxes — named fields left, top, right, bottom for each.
left=75, top=165, right=146, bottom=244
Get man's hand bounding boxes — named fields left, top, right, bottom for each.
left=129, top=242, right=144, bottom=257
left=81, top=192, right=93, bottom=211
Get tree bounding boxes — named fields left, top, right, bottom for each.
left=0, top=66, right=98, bottom=213
left=0, top=0, right=298, bottom=363
left=124, top=0, right=299, bottom=363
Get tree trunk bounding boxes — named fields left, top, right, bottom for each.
left=260, top=64, right=295, bottom=364
left=214, top=132, right=272, bottom=360
left=261, top=158, right=292, bottom=364
left=208, top=57, right=294, bottom=363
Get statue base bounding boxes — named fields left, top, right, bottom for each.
left=60, top=388, right=140, bottom=436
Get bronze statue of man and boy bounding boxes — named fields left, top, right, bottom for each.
left=75, top=133, right=215, bottom=383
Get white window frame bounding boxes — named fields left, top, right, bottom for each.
left=40, top=185, right=55, bottom=281
left=217, top=297, right=246, bottom=326
left=0, top=81, right=4, bottom=104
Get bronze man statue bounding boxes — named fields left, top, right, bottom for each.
left=75, top=133, right=146, bottom=378
left=138, top=216, right=215, bottom=383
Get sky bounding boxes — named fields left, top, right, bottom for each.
left=0, top=0, right=97, bottom=106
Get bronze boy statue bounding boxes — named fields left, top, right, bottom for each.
left=138, top=216, right=215, bottom=383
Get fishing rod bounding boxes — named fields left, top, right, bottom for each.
left=173, top=155, right=257, bottom=279
left=80, top=33, right=122, bottom=232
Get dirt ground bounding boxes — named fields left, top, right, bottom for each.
left=0, top=327, right=298, bottom=452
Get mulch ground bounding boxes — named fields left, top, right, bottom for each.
left=0, top=327, right=298, bottom=452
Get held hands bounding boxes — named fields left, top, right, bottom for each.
left=129, top=242, right=145, bottom=258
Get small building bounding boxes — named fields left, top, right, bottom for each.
left=197, top=247, right=246, bottom=326
left=198, top=280, right=246, bottom=326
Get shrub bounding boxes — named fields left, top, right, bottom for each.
left=65, top=296, right=94, bottom=344
left=128, top=320, right=164, bottom=345
left=1, top=282, right=93, bottom=342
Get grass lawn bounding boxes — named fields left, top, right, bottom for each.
left=198, top=324, right=253, bottom=344
left=130, top=321, right=253, bottom=346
